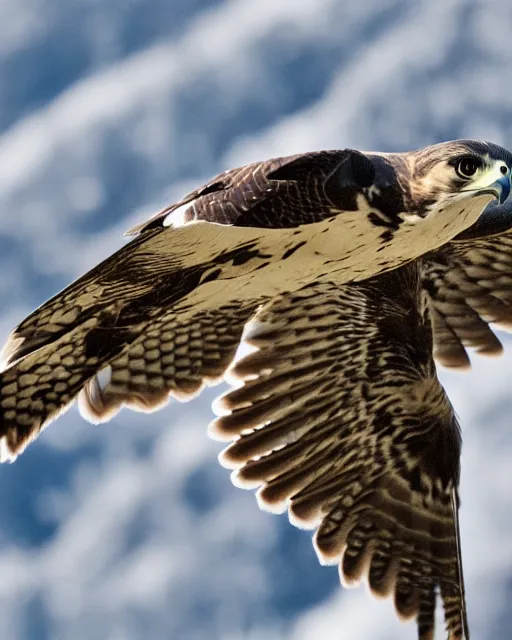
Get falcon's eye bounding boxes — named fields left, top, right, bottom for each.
left=454, top=156, right=482, bottom=179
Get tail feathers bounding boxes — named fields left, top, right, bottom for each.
left=313, top=476, right=466, bottom=638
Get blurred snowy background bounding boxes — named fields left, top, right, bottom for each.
left=0, top=0, right=512, bottom=638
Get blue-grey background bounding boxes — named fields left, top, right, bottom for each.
left=0, top=1, right=511, bottom=638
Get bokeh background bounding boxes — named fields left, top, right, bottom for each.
left=0, top=0, right=512, bottom=638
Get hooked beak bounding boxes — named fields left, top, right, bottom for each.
left=490, top=174, right=511, bottom=204
left=461, top=164, right=511, bottom=205
left=455, top=165, right=512, bottom=240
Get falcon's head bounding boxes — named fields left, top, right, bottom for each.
left=405, top=139, right=512, bottom=210
left=360, top=140, right=512, bottom=241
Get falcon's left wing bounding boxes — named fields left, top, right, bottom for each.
left=1, top=148, right=374, bottom=371
left=0, top=148, right=385, bottom=460
left=212, top=265, right=468, bottom=639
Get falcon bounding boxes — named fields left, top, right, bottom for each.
left=1, top=139, right=512, bottom=639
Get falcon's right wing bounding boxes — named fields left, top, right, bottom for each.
left=423, top=233, right=512, bottom=368
left=212, top=265, right=468, bottom=640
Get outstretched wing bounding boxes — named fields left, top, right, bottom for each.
left=212, top=266, right=468, bottom=639
left=0, top=148, right=382, bottom=460
left=424, top=233, right=512, bottom=368
left=1, top=148, right=373, bottom=370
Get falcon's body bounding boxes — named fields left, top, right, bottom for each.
left=2, top=139, right=512, bottom=639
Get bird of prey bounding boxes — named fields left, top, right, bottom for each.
left=1, top=139, right=512, bottom=639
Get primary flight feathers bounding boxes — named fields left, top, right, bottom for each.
left=3, top=139, right=512, bottom=639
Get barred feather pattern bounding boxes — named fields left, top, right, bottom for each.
left=424, top=234, right=512, bottom=368
left=212, top=265, right=468, bottom=640
left=3, top=140, right=512, bottom=638
left=0, top=298, right=256, bottom=458
left=0, top=229, right=166, bottom=367
left=79, top=302, right=256, bottom=423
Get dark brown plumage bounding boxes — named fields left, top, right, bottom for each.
left=2, top=139, right=512, bottom=639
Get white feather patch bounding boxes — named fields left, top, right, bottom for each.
left=163, top=202, right=194, bottom=228
left=0, top=333, right=25, bottom=372
left=222, top=319, right=270, bottom=387
left=95, top=365, right=112, bottom=390
left=78, top=365, right=114, bottom=424
left=0, top=436, right=16, bottom=463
